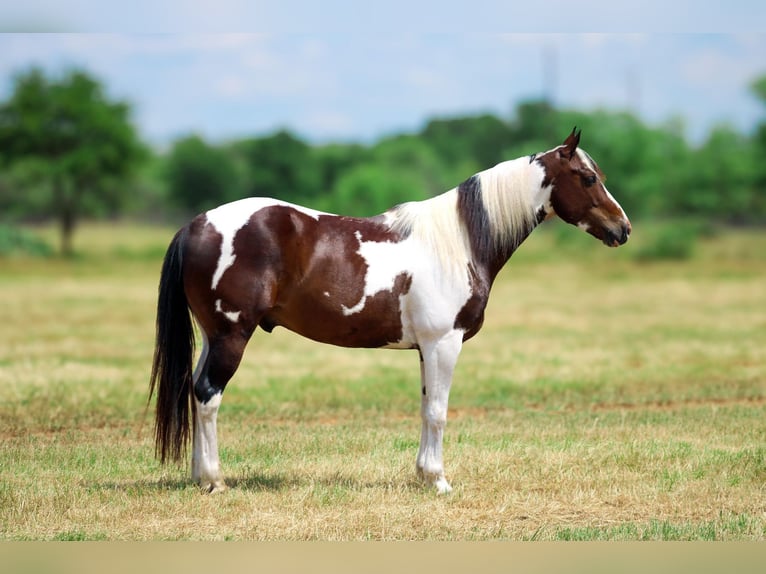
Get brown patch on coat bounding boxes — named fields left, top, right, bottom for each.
left=184, top=205, right=414, bottom=349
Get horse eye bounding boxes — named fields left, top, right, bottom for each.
left=583, top=175, right=597, bottom=187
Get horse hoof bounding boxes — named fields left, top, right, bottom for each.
left=434, top=477, right=453, bottom=495
left=417, top=468, right=452, bottom=494
left=201, top=481, right=227, bottom=494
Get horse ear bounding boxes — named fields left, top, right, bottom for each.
left=561, top=127, right=581, bottom=160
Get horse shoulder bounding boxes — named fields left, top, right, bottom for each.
left=452, top=265, right=493, bottom=341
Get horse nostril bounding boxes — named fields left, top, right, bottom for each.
left=621, top=223, right=631, bottom=244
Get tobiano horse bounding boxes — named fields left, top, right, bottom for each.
left=149, top=129, right=631, bottom=494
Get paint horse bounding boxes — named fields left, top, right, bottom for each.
left=150, top=129, right=631, bottom=494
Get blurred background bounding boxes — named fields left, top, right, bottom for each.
left=0, top=32, right=765, bottom=257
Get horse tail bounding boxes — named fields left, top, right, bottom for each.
left=149, top=226, right=196, bottom=464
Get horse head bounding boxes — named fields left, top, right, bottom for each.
left=538, top=128, right=631, bottom=247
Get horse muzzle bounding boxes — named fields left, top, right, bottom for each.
left=603, top=221, right=631, bottom=247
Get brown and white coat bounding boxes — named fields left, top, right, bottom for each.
left=150, top=130, right=631, bottom=494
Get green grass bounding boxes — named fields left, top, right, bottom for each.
left=0, top=221, right=765, bottom=540
left=555, top=514, right=765, bottom=540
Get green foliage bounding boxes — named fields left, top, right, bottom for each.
left=327, top=162, right=427, bottom=216
left=632, top=221, right=706, bottom=261
left=0, top=67, right=145, bottom=255
left=164, top=134, right=241, bottom=214
left=233, top=129, right=321, bottom=205
left=313, top=142, right=370, bottom=195
left=3, top=65, right=766, bottom=228
left=0, top=223, right=52, bottom=257
left=422, top=113, right=513, bottom=169
left=679, top=125, right=759, bottom=221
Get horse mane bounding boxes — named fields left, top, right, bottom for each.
left=387, top=189, right=472, bottom=279
left=462, top=158, right=538, bottom=262
left=386, top=156, right=538, bottom=276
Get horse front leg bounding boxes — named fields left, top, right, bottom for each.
left=416, top=329, right=462, bottom=494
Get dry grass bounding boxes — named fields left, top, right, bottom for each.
left=0, top=222, right=764, bottom=540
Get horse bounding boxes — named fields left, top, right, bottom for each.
left=149, top=128, right=631, bottom=494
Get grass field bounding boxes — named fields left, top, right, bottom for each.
left=1, top=221, right=764, bottom=540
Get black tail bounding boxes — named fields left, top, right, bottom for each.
left=149, top=226, right=195, bottom=464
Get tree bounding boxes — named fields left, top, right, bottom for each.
left=329, top=163, right=428, bottom=216
left=164, top=135, right=241, bottom=215
left=750, top=75, right=766, bottom=218
left=508, top=99, right=558, bottom=145
left=0, top=67, right=145, bottom=256
left=683, top=125, right=758, bottom=221
left=420, top=114, right=513, bottom=170
left=233, top=130, right=320, bottom=204
left=313, top=142, right=370, bottom=199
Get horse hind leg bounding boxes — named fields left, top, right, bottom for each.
left=191, top=328, right=250, bottom=493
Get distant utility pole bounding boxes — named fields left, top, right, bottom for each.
left=626, top=63, right=641, bottom=116
left=543, top=43, right=558, bottom=107
left=542, top=43, right=558, bottom=141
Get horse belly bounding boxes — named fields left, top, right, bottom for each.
left=265, top=287, right=410, bottom=349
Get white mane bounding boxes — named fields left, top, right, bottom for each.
left=386, top=156, right=541, bottom=277
left=387, top=188, right=472, bottom=279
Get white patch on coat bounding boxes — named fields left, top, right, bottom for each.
left=342, top=231, right=472, bottom=348
left=341, top=231, right=411, bottom=316
left=387, top=188, right=472, bottom=282
left=205, top=198, right=328, bottom=291
left=215, top=299, right=241, bottom=323
left=387, top=157, right=546, bottom=280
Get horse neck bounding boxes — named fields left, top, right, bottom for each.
left=463, top=157, right=550, bottom=281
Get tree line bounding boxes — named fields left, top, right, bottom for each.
left=1, top=67, right=765, bottom=255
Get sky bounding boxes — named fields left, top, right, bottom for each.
left=1, top=4, right=765, bottom=148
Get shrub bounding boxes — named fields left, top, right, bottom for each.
left=0, top=223, right=53, bottom=257
left=632, top=221, right=706, bottom=262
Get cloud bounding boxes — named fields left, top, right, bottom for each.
left=301, top=110, right=356, bottom=137
left=1, top=32, right=763, bottom=147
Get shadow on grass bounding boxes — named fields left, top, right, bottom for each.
left=91, top=471, right=297, bottom=494
left=227, top=472, right=297, bottom=491
left=230, top=470, right=429, bottom=494
left=90, top=469, right=430, bottom=495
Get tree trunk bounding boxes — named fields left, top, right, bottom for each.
left=54, top=174, right=77, bottom=258
left=60, top=204, right=76, bottom=258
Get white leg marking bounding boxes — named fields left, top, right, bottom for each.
left=192, top=392, right=226, bottom=493
left=191, top=330, right=209, bottom=485
left=416, top=330, right=463, bottom=494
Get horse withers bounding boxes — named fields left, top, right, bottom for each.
left=149, top=129, right=631, bottom=494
